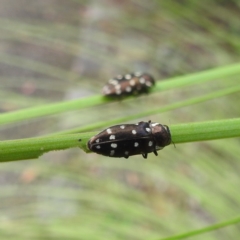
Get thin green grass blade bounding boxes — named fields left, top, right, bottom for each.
left=159, top=216, right=240, bottom=240
left=0, top=95, right=109, bottom=125
left=153, top=62, right=240, bottom=91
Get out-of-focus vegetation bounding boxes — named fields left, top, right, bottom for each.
left=0, top=0, right=240, bottom=239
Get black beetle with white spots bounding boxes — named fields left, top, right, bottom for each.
left=87, top=121, right=171, bottom=159
left=102, top=72, right=155, bottom=97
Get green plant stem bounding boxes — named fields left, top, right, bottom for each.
left=159, top=216, right=240, bottom=240
left=0, top=118, right=240, bottom=162
left=170, top=118, right=240, bottom=143
left=0, top=133, right=85, bottom=162
left=153, top=62, right=240, bottom=91
left=1, top=62, right=240, bottom=126
left=0, top=96, right=110, bottom=125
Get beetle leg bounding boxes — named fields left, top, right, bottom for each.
left=153, top=150, right=158, bottom=156
left=142, top=153, right=148, bottom=159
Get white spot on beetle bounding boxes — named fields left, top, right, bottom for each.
left=117, top=74, right=123, bottom=79
left=134, top=72, right=142, bottom=77
left=151, top=123, right=159, bottom=127
left=116, top=89, right=121, bottom=95
left=95, top=139, right=100, bottom=143
left=109, top=135, right=115, bottom=140
left=125, top=74, right=132, bottom=79
left=146, top=128, right=151, bottom=132
left=96, top=145, right=101, bottom=149
left=132, top=130, right=137, bottom=135
left=115, top=84, right=121, bottom=90
left=103, top=86, right=111, bottom=94
left=125, top=151, right=129, bottom=156
left=110, top=150, right=115, bottom=156
left=148, top=141, right=153, bottom=147
left=109, top=79, right=118, bottom=85
left=139, top=77, right=146, bottom=84
left=130, top=79, right=135, bottom=86
left=111, top=143, right=117, bottom=148
left=146, top=81, right=152, bottom=87
left=120, top=125, right=125, bottom=129
left=107, top=128, right=112, bottom=134
left=126, top=86, right=132, bottom=92
left=134, top=142, right=139, bottom=147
